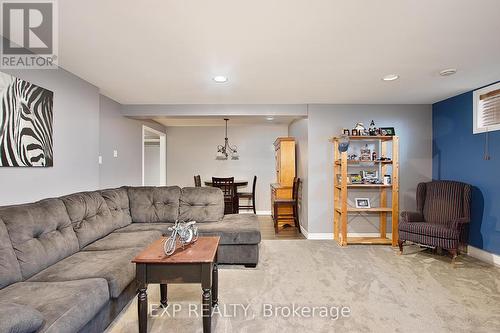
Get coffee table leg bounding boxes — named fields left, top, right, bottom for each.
left=138, top=284, right=148, bottom=333
left=160, top=284, right=168, bottom=308
left=202, top=288, right=212, bottom=333
left=212, top=263, right=218, bottom=307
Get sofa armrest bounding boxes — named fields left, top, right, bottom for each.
left=0, top=302, right=44, bottom=333
left=400, top=211, right=425, bottom=223
left=446, top=217, right=469, bottom=230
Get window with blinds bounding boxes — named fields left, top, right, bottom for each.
left=473, top=82, right=500, bottom=134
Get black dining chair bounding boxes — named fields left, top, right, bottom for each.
left=194, top=175, right=202, bottom=187
left=273, top=177, right=301, bottom=234
left=238, top=176, right=257, bottom=214
left=211, top=177, right=236, bottom=214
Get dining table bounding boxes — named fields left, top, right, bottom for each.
left=204, top=180, right=248, bottom=214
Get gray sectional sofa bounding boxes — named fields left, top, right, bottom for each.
left=0, top=186, right=261, bottom=333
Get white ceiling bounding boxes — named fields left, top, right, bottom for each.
left=153, top=116, right=302, bottom=127
left=59, top=0, right=500, bottom=105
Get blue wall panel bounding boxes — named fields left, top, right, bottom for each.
left=433, top=87, right=500, bottom=255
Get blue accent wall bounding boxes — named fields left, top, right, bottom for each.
left=433, top=86, right=500, bottom=255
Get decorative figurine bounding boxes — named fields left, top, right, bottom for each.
left=343, top=128, right=350, bottom=136
left=372, top=151, right=377, bottom=161
left=164, top=220, right=199, bottom=256
left=355, top=123, right=366, bottom=136
left=351, top=129, right=358, bottom=136
left=369, top=120, right=376, bottom=136
left=338, top=134, right=350, bottom=153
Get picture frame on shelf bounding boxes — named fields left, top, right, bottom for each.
left=361, top=170, right=378, bottom=180
left=349, top=174, right=362, bottom=184
left=380, top=127, right=396, bottom=136
left=355, top=198, right=371, bottom=209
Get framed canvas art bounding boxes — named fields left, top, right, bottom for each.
left=0, top=72, right=54, bottom=167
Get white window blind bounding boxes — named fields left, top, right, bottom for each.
left=473, top=82, right=500, bottom=134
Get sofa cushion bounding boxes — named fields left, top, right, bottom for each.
left=114, top=222, right=173, bottom=235
left=0, top=279, right=109, bottom=333
left=28, top=248, right=138, bottom=298
left=179, top=187, right=224, bottom=223
left=399, top=221, right=460, bottom=240
left=0, top=219, right=22, bottom=289
left=61, top=191, right=115, bottom=248
left=0, top=302, right=44, bottom=333
left=83, top=230, right=162, bottom=251
left=197, top=213, right=261, bottom=245
left=100, top=188, right=132, bottom=229
left=128, top=186, right=181, bottom=223
left=0, top=199, right=79, bottom=279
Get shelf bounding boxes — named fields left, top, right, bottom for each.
left=331, top=136, right=395, bottom=142
left=334, top=160, right=392, bottom=165
left=335, top=184, right=392, bottom=189
left=335, top=207, right=392, bottom=213
left=345, top=237, right=392, bottom=245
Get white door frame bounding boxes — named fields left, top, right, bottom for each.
left=142, top=125, right=167, bottom=186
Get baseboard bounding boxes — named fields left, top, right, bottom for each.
left=305, top=232, right=333, bottom=240
left=467, top=245, right=500, bottom=267
left=299, top=225, right=309, bottom=238
left=302, top=232, right=393, bottom=240
left=239, top=210, right=271, bottom=215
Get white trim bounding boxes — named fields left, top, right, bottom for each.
left=303, top=232, right=393, bottom=240
left=306, top=232, right=334, bottom=240
left=299, top=225, right=309, bottom=238
left=467, top=246, right=500, bottom=267
left=142, top=125, right=167, bottom=186
left=238, top=210, right=271, bottom=215
left=473, top=81, right=500, bottom=134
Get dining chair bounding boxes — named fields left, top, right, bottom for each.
left=238, top=176, right=257, bottom=214
left=211, top=177, right=236, bottom=214
left=194, top=175, right=202, bottom=187
left=273, top=177, right=301, bottom=234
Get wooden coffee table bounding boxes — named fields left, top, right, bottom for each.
left=132, top=236, right=220, bottom=333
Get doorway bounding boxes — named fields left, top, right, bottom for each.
left=142, top=126, right=166, bottom=186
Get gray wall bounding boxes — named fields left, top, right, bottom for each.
left=165, top=124, right=288, bottom=212
left=0, top=69, right=100, bottom=205
left=144, top=144, right=161, bottom=186
left=288, top=118, right=309, bottom=230
left=98, top=95, right=165, bottom=189
left=307, top=104, right=432, bottom=234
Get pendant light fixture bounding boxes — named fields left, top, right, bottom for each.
left=216, top=118, right=239, bottom=160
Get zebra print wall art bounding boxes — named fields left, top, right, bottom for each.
left=0, top=72, right=54, bottom=167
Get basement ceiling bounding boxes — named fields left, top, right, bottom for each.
left=59, top=0, right=500, bottom=104
left=153, top=116, right=303, bottom=127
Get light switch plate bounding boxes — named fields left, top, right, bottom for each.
left=113, top=150, right=118, bottom=158
left=98, top=156, right=103, bottom=164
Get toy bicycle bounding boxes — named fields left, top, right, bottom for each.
left=163, top=220, right=199, bottom=256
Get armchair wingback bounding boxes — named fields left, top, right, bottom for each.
left=398, top=181, right=472, bottom=261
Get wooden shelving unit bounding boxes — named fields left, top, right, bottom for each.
left=331, top=136, right=399, bottom=246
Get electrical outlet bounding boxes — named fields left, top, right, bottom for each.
left=98, top=156, right=103, bottom=164
left=113, top=150, right=118, bottom=158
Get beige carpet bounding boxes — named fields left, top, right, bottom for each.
left=106, top=240, right=500, bottom=333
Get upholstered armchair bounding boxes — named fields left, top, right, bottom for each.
left=398, top=180, right=472, bottom=264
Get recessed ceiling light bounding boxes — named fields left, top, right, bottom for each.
left=439, top=68, right=457, bottom=77
left=266, top=116, right=274, bottom=121
left=213, top=76, right=228, bottom=83
left=382, top=74, right=399, bottom=81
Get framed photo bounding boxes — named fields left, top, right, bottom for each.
left=351, top=129, right=358, bottom=136
left=355, top=198, right=371, bottom=209
left=380, top=127, right=395, bottom=136
left=349, top=174, right=362, bottom=184
left=343, top=128, right=350, bottom=135
left=361, top=170, right=378, bottom=180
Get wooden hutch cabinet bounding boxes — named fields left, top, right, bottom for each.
left=270, top=137, right=296, bottom=223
